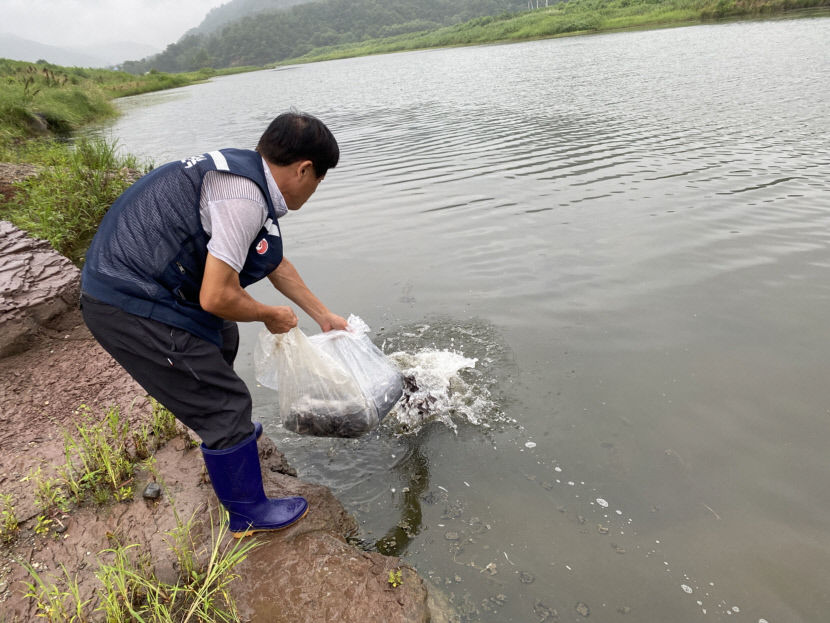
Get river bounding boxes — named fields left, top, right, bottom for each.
left=92, top=16, right=830, bottom=622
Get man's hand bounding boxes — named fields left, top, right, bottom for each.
left=263, top=306, right=299, bottom=334
left=318, top=312, right=348, bottom=332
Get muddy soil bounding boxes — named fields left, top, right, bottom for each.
left=0, top=208, right=445, bottom=620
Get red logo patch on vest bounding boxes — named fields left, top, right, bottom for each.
left=255, top=239, right=268, bottom=255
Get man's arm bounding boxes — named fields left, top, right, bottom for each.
left=267, top=258, right=347, bottom=332
left=200, top=254, right=298, bottom=334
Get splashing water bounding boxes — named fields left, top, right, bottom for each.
left=376, top=318, right=512, bottom=434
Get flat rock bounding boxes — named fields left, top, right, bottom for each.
left=0, top=221, right=80, bottom=358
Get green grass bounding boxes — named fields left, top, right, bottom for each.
left=0, top=135, right=148, bottom=266
left=0, top=59, right=259, bottom=141
left=0, top=400, right=183, bottom=536
left=0, top=493, right=19, bottom=543
left=281, top=0, right=830, bottom=64
left=55, top=401, right=180, bottom=508
left=21, top=509, right=259, bottom=622
left=6, top=402, right=257, bottom=621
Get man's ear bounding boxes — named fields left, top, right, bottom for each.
left=297, top=160, right=314, bottom=178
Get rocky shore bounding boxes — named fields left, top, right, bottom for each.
left=0, top=201, right=448, bottom=620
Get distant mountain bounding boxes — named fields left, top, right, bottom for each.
left=74, top=41, right=160, bottom=67
left=188, top=0, right=317, bottom=37
left=0, top=33, right=159, bottom=68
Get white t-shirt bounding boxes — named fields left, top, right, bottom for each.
left=199, top=158, right=287, bottom=273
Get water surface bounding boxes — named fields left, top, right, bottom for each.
left=95, top=17, right=830, bottom=622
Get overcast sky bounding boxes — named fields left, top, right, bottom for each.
left=4, top=0, right=229, bottom=49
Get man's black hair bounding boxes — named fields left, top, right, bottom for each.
left=256, top=112, right=339, bottom=177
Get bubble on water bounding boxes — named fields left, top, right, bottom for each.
left=681, top=585, right=693, bottom=594
left=596, top=498, right=609, bottom=508
left=525, top=441, right=537, bottom=448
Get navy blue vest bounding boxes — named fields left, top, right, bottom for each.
left=81, top=149, right=283, bottom=347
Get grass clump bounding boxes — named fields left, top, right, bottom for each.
left=56, top=401, right=180, bottom=507
left=0, top=493, right=19, bottom=543
left=0, top=135, right=147, bottom=266
left=22, top=510, right=259, bottom=623
left=21, top=562, right=88, bottom=623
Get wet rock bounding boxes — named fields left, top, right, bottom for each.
left=597, top=524, right=609, bottom=534
left=261, top=442, right=297, bottom=476
left=483, top=562, right=498, bottom=575
left=519, top=571, right=535, bottom=584
left=576, top=602, right=590, bottom=617
left=0, top=221, right=80, bottom=358
left=227, top=437, right=433, bottom=622
left=142, top=482, right=161, bottom=500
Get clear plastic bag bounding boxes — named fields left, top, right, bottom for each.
left=310, top=315, right=403, bottom=424
left=254, top=315, right=402, bottom=438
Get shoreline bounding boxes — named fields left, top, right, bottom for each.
left=0, top=215, right=443, bottom=621
left=277, top=6, right=830, bottom=65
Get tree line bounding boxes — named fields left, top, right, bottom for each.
left=121, top=0, right=528, bottom=73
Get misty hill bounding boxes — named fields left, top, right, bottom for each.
left=188, top=0, right=318, bottom=36
left=0, top=33, right=158, bottom=68
left=122, top=0, right=526, bottom=73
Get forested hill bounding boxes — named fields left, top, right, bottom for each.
left=186, top=0, right=317, bottom=37
left=121, top=0, right=528, bottom=73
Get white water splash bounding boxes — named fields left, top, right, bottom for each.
left=386, top=349, right=496, bottom=433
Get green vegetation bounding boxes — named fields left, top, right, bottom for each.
left=0, top=58, right=257, bottom=141
left=5, top=403, right=255, bottom=620
left=56, top=401, right=181, bottom=508
left=0, top=493, right=19, bottom=542
left=122, top=0, right=527, bottom=72
left=122, top=0, right=828, bottom=73
left=22, top=509, right=259, bottom=622
left=0, top=58, right=265, bottom=263
left=282, top=0, right=830, bottom=63
left=0, top=136, right=146, bottom=266
left=2, top=400, right=183, bottom=542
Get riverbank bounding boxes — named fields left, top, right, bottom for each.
left=280, top=3, right=830, bottom=64
left=0, top=59, right=258, bottom=142
left=0, top=206, right=444, bottom=620
left=0, top=68, right=444, bottom=621
left=0, top=283, right=436, bottom=622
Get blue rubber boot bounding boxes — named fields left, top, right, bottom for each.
left=254, top=421, right=263, bottom=440
left=201, top=432, right=308, bottom=538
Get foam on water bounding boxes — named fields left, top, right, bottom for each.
left=387, top=349, right=481, bottom=432
left=375, top=318, right=512, bottom=435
